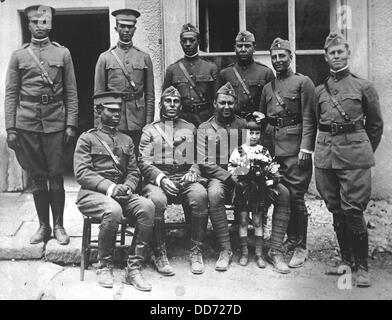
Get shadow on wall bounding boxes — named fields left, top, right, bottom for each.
left=0, top=134, right=25, bottom=192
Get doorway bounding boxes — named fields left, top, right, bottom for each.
left=21, top=9, right=110, bottom=174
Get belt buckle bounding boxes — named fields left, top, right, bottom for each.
left=276, top=118, right=284, bottom=128
left=331, top=123, right=339, bottom=135
left=41, top=94, right=49, bottom=105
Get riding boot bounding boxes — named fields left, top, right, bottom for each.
left=30, top=190, right=52, bottom=244
left=151, top=217, right=174, bottom=276
left=289, top=214, right=308, bottom=268
left=49, top=190, right=70, bottom=245
left=125, top=242, right=152, bottom=291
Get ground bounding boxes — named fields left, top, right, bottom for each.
left=1, top=179, right=392, bottom=300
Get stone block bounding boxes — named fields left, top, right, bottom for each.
left=0, top=236, right=44, bottom=260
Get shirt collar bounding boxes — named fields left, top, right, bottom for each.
left=276, top=67, right=294, bottom=79
left=30, top=37, right=51, bottom=48
left=117, top=40, right=133, bottom=50
left=330, top=66, right=350, bottom=81
left=98, top=124, right=118, bottom=135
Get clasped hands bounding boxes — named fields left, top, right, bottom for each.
left=160, top=171, right=201, bottom=197
left=111, top=184, right=132, bottom=202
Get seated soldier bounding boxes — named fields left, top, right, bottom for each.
left=139, top=86, right=209, bottom=275
left=186, top=82, right=291, bottom=273
left=74, top=92, right=155, bottom=291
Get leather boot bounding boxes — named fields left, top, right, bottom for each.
left=254, top=236, right=266, bottom=268
left=238, top=236, right=249, bottom=266
left=124, top=243, right=152, bottom=291
left=267, top=249, right=290, bottom=274
left=49, top=190, right=70, bottom=245
left=190, top=241, right=204, bottom=274
left=96, top=258, right=114, bottom=288
left=30, top=191, right=52, bottom=244
left=215, top=250, right=233, bottom=271
left=151, top=217, right=174, bottom=276
left=289, top=215, right=308, bottom=268
left=352, top=231, right=371, bottom=287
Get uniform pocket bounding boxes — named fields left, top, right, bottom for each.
left=132, top=62, right=146, bottom=85
left=91, top=146, right=110, bottom=156
left=48, top=60, right=64, bottom=82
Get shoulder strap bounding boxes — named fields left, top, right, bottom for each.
left=153, top=123, right=173, bottom=149
left=26, top=47, right=55, bottom=92
left=271, top=79, right=285, bottom=109
left=323, top=79, right=351, bottom=122
left=90, top=131, right=122, bottom=168
left=178, top=61, right=206, bottom=102
left=110, top=49, right=136, bottom=90
left=232, top=66, right=251, bottom=99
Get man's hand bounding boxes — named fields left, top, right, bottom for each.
left=6, top=132, right=20, bottom=151
left=112, top=184, right=129, bottom=198
left=64, top=126, right=76, bottom=146
left=298, top=151, right=312, bottom=169
left=161, top=177, right=179, bottom=197
left=182, top=171, right=198, bottom=184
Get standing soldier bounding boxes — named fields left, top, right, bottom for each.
left=94, top=8, right=154, bottom=151
left=218, top=30, right=275, bottom=118
left=139, top=86, right=209, bottom=275
left=311, top=32, right=383, bottom=287
left=219, top=30, right=275, bottom=240
left=4, top=5, right=78, bottom=245
left=260, top=38, right=316, bottom=268
left=74, top=91, right=155, bottom=291
left=162, top=23, right=218, bottom=127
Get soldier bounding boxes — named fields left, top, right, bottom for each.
left=162, top=23, right=218, bottom=127
left=311, top=32, right=383, bottom=287
left=218, top=30, right=275, bottom=118
left=74, top=91, right=155, bottom=291
left=94, top=8, right=154, bottom=152
left=259, top=38, right=317, bottom=269
left=187, top=82, right=291, bottom=273
left=218, top=30, right=275, bottom=239
left=139, top=86, right=209, bottom=275
left=4, top=5, right=78, bottom=245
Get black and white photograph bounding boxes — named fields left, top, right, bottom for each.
left=0, top=0, right=391, bottom=304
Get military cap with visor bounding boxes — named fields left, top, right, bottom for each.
left=93, top=91, right=123, bottom=109
left=270, top=37, right=292, bottom=52
left=111, top=8, right=140, bottom=25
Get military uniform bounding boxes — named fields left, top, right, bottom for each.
left=162, top=24, right=218, bottom=127
left=94, top=9, right=155, bottom=150
left=310, top=33, right=383, bottom=286
left=74, top=91, right=155, bottom=290
left=139, top=97, right=208, bottom=274
left=4, top=5, right=78, bottom=245
left=259, top=38, right=316, bottom=267
left=218, top=31, right=274, bottom=117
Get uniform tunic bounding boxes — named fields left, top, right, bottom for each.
left=162, top=56, right=218, bottom=127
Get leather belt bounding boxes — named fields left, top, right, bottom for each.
left=122, top=91, right=143, bottom=101
left=267, top=115, right=301, bottom=128
left=155, top=163, right=191, bottom=172
left=183, top=102, right=211, bottom=113
left=20, top=93, right=63, bottom=105
left=319, top=120, right=365, bottom=135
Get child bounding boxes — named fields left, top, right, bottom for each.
left=229, top=114, right=281, bottom=267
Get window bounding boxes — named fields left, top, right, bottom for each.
left=198, top=0, right=332, bottom=85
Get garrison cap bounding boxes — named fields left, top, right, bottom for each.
left=216, top=82, right=237, bottom=99
left=111, top=8, right=140, bottom=25
left=180, top=23, right=200, bottom=37
left=235, top=30, right=255, bottom=43
left=324, top=32, right=348, bottom=50
left=93, top=91, right=123, bottom=109
left=161, top=86, right=181, bottom=98
left=270, top=37, right=291, bottom=52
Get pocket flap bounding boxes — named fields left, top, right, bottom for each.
left=195, top=75, right=214, bottom=82
left=341, top=93, right=362, bottom=101
left=91, top=146, right=109, bottom=155
left=173, top=76, right=188, bottom=84
left=286, top=126, right=301, bottom=135
left=283, top=91, right=300, bottom=100
left=48, top=61, right=64, bottom=67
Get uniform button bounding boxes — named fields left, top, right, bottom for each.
left=190, top=75, right=193, bottom=78
left=191, top=98, right=194, bottom=100
left=190, top=86, right=193, bottom=89
left=333, top=90, right=338, bottom=95
left=126, top=61, right=129, bottom=64
left=243, top=91, right=246, bottom=94
left=40, top=61, right=44, bottom=64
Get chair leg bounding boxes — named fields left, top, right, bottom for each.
left=86, top=219, right=91, bottom=271
left=120, top=223, right=126, bottom=268
left=80, top=217, right=89, bottom=281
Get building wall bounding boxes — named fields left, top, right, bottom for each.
left=369, top=0, right=392, bottom=201
left=0, top=0, right=162, bottom=191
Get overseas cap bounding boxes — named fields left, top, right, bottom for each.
left=270, top=37, right=291, bottom=52
left=324, top=31, right=348, bottom=49
left=235, top=30, right=255, bottom=43
left=216, top=82, right=237, bottom=99
left=180, top=23, right=200, bottom=37
left=111, top=8, right=140, bottom=25
left=161, top=86, right=181, bottom=98
left=93, top=91, right=123, bottom=109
